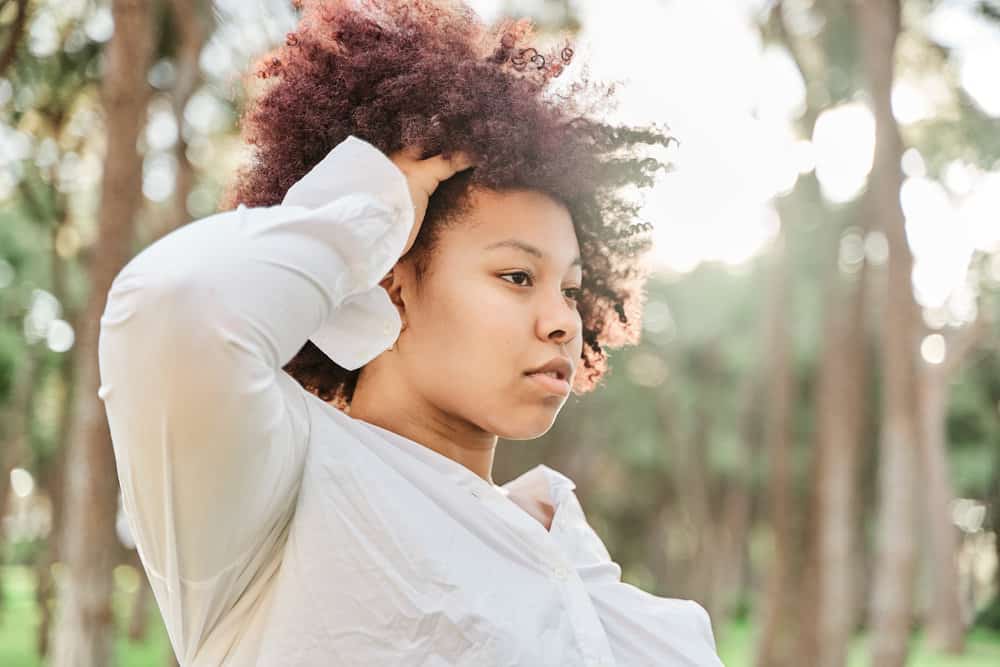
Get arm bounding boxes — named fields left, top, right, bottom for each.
left=98, top=136, right=414, bottom=652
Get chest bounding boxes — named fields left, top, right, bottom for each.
left=253, top=445, right=615, bottom=666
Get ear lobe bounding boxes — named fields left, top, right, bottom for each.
left=379, top=266, right=407, bottom=317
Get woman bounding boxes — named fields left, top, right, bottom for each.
left=98, top=1, right=724, bottom=664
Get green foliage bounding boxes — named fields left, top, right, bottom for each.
left=0, top=566, right=173, bottom=667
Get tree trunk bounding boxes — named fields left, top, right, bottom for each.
left=808, top=241, right=870, bottom=667
left=145, top=0, right=209, bottom=244
left=36, top=422, right=69, bottom=660
left=919, top=370, right=965, bottom=652
left=714, top=370, right=755, bottom=623
left=127, top=572, right=152, bottom=642
left=919, top=317, right=985, bottom=651
left=0, top=345, right=37, bottom=535
left=653, top=349, right=720, bottom=612
left=686, top=345, right=721, bottom=613
left=49, top=1, right=154, bottom=665
left=754, top=234, right=800, bottom=667
left=855, top=2, right=921, bottom=666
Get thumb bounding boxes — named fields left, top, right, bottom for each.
left=422, top=151, right=477, bottom=184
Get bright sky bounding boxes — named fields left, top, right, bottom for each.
left=3, top=0, right=1000, bottom=354
left=464, top=0, right=1000, bottom=319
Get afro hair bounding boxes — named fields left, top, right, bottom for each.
left=222, top=0, right=675, bottom=407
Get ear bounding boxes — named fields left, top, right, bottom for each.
left=379, top=263, right=409, bottom=324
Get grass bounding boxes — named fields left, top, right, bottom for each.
left=715, top=612, right=1000, bottom=667
left=0, top=565, right=172, bottom=667
left=1, top=565, right=998, bottom=665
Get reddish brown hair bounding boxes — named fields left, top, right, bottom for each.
left=224, top=0, right=674, bottom=406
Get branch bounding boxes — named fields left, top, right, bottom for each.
left=0, top=0, right=29, bottom=79
left=762, top=1, right=824, bottom=134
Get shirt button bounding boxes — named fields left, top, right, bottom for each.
left=470, top=487, right=482, bottom=498
left=552, top=565, right=570, bottom=581
left=382, top=323, right=392, bottom=335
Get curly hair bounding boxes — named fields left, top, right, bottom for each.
left=222, top=0, right=674, bottom=408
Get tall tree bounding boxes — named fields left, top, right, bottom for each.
left=854, top=1, right=922, bottom=665
left=919, top=315, right=989, bottom=651
left=808, top=226, right=871, bottom=667
left=49, top=1, right=156, bottom=665
left=753, top=233, right=800, bottom=667
left=758, top=4, right=873, bottom=660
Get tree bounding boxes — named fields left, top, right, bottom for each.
left=919, top=314, right=990, bottom=651
left=49, top=1, right=156, bottom=664
left=753, top=233, right=801, bottom=667
left=854, top=2, right=922, bottom=666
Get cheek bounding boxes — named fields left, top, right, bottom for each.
left=427, top=281, right=524, bottom=355
left=409, top=279, right=516, bottom=356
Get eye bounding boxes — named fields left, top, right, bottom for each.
left=500, top=271, right=533, bottom=286
left=562, top=287, right=581, bottom=301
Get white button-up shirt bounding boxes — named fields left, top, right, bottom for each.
left=98, top=134, right=724, bottom=666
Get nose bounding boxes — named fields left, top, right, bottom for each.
left=535, top=289, right=581, bottom=347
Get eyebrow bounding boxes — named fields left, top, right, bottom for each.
left=484, top=239, right=582, bottom=267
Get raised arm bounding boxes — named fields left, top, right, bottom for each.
left=98, top=135, right=415, bottom=658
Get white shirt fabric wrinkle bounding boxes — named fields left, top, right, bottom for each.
left=97, top=133, right=725, bottom=666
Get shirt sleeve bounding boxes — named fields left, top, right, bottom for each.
left=549, top=482, right=724, bottom=665
left=97, top=135, right=414, bottom=660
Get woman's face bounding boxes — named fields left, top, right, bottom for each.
left=392, top=187, right=584, bottom=440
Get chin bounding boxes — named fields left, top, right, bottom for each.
left=492, top=405, right=564, bottom=441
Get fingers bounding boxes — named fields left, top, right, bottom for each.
left=390, top=144, right=475, bottom=175
left=421, top=151, right=477, bottom=182
left=389, top=144, right=424, bottom=166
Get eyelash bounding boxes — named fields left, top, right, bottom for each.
left=500, top=271, right=581, bottom=301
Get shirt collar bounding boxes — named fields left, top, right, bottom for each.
left=352, top=416, right=497, bottom=493
left=350, top=416, right=576, bottom=504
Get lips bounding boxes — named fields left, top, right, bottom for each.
left=524, top=357, right=574, bottom=382
left=525, top=372, right=571, bottom=396
left=524, top=357, right=574, bottom=396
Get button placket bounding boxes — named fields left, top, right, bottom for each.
left=551, top=554, right=617, bottom=666
left=467, top=480, right=617, bottom=665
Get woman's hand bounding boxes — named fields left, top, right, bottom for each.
left=388, top=145, right=476, bottom=257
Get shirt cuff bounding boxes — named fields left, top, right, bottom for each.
left=284, top=135, right=414, bottom=370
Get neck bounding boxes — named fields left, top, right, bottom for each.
left=347, top=361, right=499, bottom=484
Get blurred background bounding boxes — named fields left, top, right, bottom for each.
left=1, top=0, right=999, bottom=665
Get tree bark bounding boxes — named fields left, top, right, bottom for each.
left=754, top=234, right=800, bottom=667
left=714, top=369, right=756, bottom=624
left=49, top=1, right=155, bottom=665
left=127, top=550, right=152, bottom=641
left=808, top=239, right=870, bottom=667
left=919, top=317, right=985, bottom=651
left=36, top=403, right=71, bottom=660
left=854, top=2, right=922, bottom=666
left=0, top=343, right=38, bottom=615
left=919, top=369, right=965, bottom=652
left=145, top=0, right=209, bottom=243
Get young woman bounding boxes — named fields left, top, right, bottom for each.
left=98, top=1, right=724, bottom=664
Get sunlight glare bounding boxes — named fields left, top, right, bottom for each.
left=902, top=176, right=976, bottom=308
left=920, top=333, right=947, bottom=365
left=812, top=103, right=875, bottom=204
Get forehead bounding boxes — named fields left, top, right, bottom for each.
left=447, top=187, right=580, bottom=261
